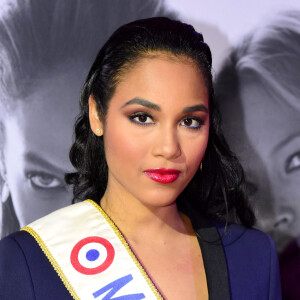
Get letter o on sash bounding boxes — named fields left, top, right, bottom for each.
left=70, top=236, right=115, bottom=275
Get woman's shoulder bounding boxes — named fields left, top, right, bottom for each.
left=218, top=223, right=278, bottom=270
left=0, top=228, right=74, bottom=299
left=218, top=223, right=282, bottom=300
left=0, top=201, right=93, bottom=300
left=0, top=231, right=35, bottom=299
left=219, top=223, right=276, bottom=250
left=0, top=201, right=96, bottom=267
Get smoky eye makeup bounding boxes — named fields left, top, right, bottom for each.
left=128, top=110, right=206, bottom=130
left=128, top=112, right=154, bottom=125
left=285, top=151, right=300, bottom=173
left=180, top=116, right=204, bottom=130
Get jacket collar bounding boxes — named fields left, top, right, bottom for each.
left=190, top=211, right=231, bottom=300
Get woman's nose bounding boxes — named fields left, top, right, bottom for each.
left=272, top=210, right=294, bottom=231
left=259, top=210, right=295, bottom=252
left=257, top=210, right=294, bottom=232
left=151, top=128, right=181, bottom=160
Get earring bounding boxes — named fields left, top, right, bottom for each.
left=96, top=128, right=102, bottom=135
left=200, top=162, right=203, bottom=171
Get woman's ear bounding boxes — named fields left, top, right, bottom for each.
left=88, top=96, right=103, bottom=136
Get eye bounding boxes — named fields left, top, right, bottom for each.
left=129, top=112, right=154, bottom=125
left=180, top=117, right=203, bottom=129
left=26, top=172, right=65, bottom=189
left=286, top=151, right=300, bottom=173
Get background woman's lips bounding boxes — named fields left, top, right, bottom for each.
left=144, top=169, right=181, bottom=184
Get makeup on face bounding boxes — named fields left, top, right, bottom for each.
left=144, top=168, right=181, bottom=184
left=121, top=97, right=208, bottom=131
left=101, top=57, right=210, bottom=208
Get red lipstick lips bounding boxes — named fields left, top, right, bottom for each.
left=144, top=168, right=181, bottom=184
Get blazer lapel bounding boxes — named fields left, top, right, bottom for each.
left=190, top=212, right=231, bottom=300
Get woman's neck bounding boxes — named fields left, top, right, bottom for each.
left=100, top=188, right=193, bottom=244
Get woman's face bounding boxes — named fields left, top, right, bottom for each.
left=220, top=78, right=300, bottom=251
left=1, top=69, right=82, bottom=227
left=91, top=56, right=209, bottom=209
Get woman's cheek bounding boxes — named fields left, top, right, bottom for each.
left=104, top=124, right=147, bottom=167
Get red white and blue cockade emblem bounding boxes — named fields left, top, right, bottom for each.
left=70, top=236, right=115, bottom=275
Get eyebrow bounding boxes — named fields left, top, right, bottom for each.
left=121, top=97, right=208, bottom=113
left=272, top=132, right=300, bottom=155
left=183, top=105, right=208, bottom=113
left=121, top=98, right=160, bottom=111
left=24, top=152, right=67, bottom=175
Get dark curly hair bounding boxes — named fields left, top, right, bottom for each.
left=66, top=17, right=255, bottom=227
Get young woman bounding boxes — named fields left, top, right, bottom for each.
left=0, top=17, right=281, bottom=300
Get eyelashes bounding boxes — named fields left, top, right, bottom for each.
left=129, top=112, right=153, bottom=125
left=179, top=117, right=204, bottom=129
left=128, top=112, right=204, bottom=130
left=26, top=171, right=66, bottom=190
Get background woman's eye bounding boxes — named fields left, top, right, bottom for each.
left=27, top=173, right=64, bottom=189
left=286, top=152, right=300, bottom=173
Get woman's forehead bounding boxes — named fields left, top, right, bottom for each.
left=111, top=56, right=208, bottom=108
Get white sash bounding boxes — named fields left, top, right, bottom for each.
left=22, top=200, right=163, bottom=300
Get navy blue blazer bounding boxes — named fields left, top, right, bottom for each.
left=0, top=220, right=281, bottom=299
